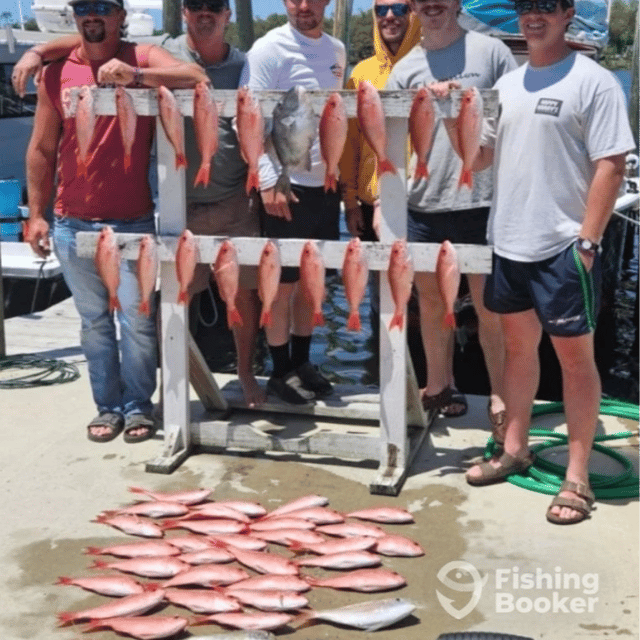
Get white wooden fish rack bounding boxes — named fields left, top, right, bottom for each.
left=75, top=87, right=497, bottom=496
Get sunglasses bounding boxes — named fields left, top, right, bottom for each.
left=374, top=3, right=410, bottom=17
left=72, top=1, right=118, bottom=16
left=184, top=0, right=228, bottom=11
left=514, top=0, right=560, bottom=14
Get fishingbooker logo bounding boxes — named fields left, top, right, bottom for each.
left=436, top=561, right=600, bottom=619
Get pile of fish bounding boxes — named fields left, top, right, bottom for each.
left=56, top=490, right=422, bottom=638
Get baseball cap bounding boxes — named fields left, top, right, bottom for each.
left=69, top=0, right=124, bottom=8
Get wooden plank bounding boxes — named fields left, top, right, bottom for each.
left=76, top=233, right=492, bottom=274
left=71, top=87, right=500, bottom=120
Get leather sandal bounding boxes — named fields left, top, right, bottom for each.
left=487, top=400, right=507, bottom=452
left=546, top=480, right=595, bottom=525
left=466, top=451, right=535, bottom=487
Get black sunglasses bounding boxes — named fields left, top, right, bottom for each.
left=514, top=0, right=560, bottom=14
left=374, top=3, right=410, bottom=17
left=184, top=0, right=228, bottom=11
left=72, top=1, right=117, bottom=16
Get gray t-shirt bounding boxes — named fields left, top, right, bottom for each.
left=162, top=35, right=247, bottom=203
left=385, top=31, right=516, bottom=213
left=482, top=52, right=635, bottom=262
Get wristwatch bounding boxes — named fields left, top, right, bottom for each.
left=576, top=238, right=599, bottom=254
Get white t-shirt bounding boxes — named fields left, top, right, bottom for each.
left=239, top=23, right=346, bottom=189
left=483, top=52, right=635, bottom=262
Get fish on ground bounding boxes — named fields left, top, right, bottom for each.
left=157, top=85, right=187, bottom=169
left=213, top=240, right=243, bottom=328
left=175, top=229, right=198, bottom=305
left=128, top=486, right=211, bottom=505
left=183, top=503, right=250, bottom=523
left=102, top=500, right=188, bottom=519
left=227, top=574, right=311, bottom=593
left=75, top=85, right=95, bottom=178
left=346, top=506, right=414, bottom=524
left=295, top=597, right=416, bottom=631
left=252, top=528, right=326, bottom=548
left=136, top=235, right=158, bottom=317
left=205, top=501, right=267, bottom=518
left=225, top=547, right=299, bottom=576
left=182, top=632, right=276, bottom=640
left=374, top=534, right=425, bottom=557
left=409, top=86, right=437, bottom=182
left=163, top=588, right=242, bottom=614
left=316, top=522, right=386, bottom=539
left=294, top=550, right=382, bottom=570
left=92, top=513, right=164, bottom=538
left=163, top=518, right=248, bottom=536
left=192, top=611, right=293, bottom=631
left=257, top=240, right=281, bottom=328
left=82, top=615, right=188, bottom=639
left=236, top=86, right=264, bottom=194
left=356, top=80, right=396, bottom=176
left=436, top=239, right=461, bottom=328
left=288, top=535, right=378, bottom=556
left=179, top=547, right=236, bottom=565
left=299, top=241, right=326, bottom=327
left=55, top=574, right=151, bottom=598
left=85, top=540, right=180, bottom=559
left=387, top=239, right=414, bottom=331
left=115, top=86, right=137, bottom=173
left=249, top=516, right=316, bottom=533
left=319, top=92, right=348, bottom=192
left=455, top=86, right=484, bottom=189
left=342, top=237, right=369, bottom=332
left=209, top=534, right=268, bottom=551
left=270, top=85, right=317, bottom=202
left=304, top=568, right=407, bottom=592
left=222, top=588, right=309, bottom=612
left=94, top=225, right=121, bottom=313
left=161, top=564, right=250, bottom=588
left=90, top=557, right=189, bottom=579
left=263, top=494, right=329, bottom=519
left=193, top=81, right=219, bottom=188
left=284, top=506, right=344, bottom=525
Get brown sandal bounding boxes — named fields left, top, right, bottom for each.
left=546, top=480, right=595, bottom=525
left=466, top=451, right=535, bottom=486
left=487, top=400, right=507, bottom=451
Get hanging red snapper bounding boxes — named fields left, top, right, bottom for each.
left=95, top=226, right=121, bottom=314
left=387, top=239, right=414, bottom=331
left=435, top=239, right=460, bottom=328
left=342, top=237, right=369, bottom=332
left=213, top=239, right=243, bottom=328
left=193, top=81, right=219, bottom=187
left=299, top=241, right=325, bottom=327
left=319, top=92, right=348, bottom=192
left=456, top=87, right=484, bottom=189
left=236, top=86, right=264, bottom=194
left=75, top=85, right=95, bottom=179
left=175, top=229, right=198, bottom=305
left=258, top=240, right=281, bottom=328
left=409, top=86, right=437, bottom=181
left=115, top=86, right=137, bottom=173
left=357, top=80, right=396, bottom=176
left=136, top=235, right=158, bottom=317
left=158, top=85, right=187, bottom=169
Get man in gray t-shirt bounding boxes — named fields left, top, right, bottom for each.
left=465, top=0, right=635, bottom=525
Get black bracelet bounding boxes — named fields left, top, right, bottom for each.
left=133, top=67, right=143, bottom=86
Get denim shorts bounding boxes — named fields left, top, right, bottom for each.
left=407, top=207, right=490, bottom=245
left=483, top=243, right=602, bottom=337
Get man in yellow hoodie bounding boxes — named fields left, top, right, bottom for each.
left=339, top=0, right=421, bottom=241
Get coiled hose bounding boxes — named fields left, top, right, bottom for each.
left=0, top=354, right=80, bottom=388
left=484, top=398, right=639, bottom=499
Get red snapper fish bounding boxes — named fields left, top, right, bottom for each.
left=258, top=240, right=281, bottom=328
left=299, top=241, right=326, bottom=327
left=83, top=615, right=188, bottom=639
left=305, top=568, right=406, bottom=592
left=357, top=80, right=396, bottom=176
left=115, top=86, right=137, bottom=173
left=346, top=506, right=414, bottom=523
left=436, top=239, right=460, bottom=328
left=222, top=588, right=308, bottom=612
left=319, top=92, right=348, bottom=192
left=374, top=534, right=425, bottom=557
left=161, top=564, right=250, bottom=588
left=236, top=86, right=264, bottom=194
left=342, top=237, right=369, bottom=332
left=128, top=486, right=211, bottom=505
left=294, top=550, right=381, bottom=570
left=456, top=87, right=484, bottom=189
left=163, top=588, right=241, bottom=614
left=387, top=239, right=414, bottom=331
left=85, top=540, right=180, bottom=558
left=175, top=229, right=198, bottom=305
left=92, top=513, right=164, bottom=538
left=213, top=239, right=243, bottom=328
left=409, top=86, right=437, bottom=181
left=193, top=81, right=219, bottom=187
left=136, top=235, right=157, bottom=316
left=192, top=611, right=293, bottom=631
left=225, top=547, right=299, bottom=576
left=95, top=226, right=121, bottom=313
left=75, top=85, right=95, bottom=179
left=263, top=494, right=329, bottom=519
left=157, top=85, right=187, bottom=169
left=55, top=574, right=150, bottom=598
left=90, top=557, right=189, bottom=579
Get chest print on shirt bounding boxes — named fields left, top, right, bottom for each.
left=534, top=97, right=563, bottom=117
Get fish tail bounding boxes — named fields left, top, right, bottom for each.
left=138, top=299, right=150, bottom=316
left=92, top=514, right=107, bottom=524
left=128, top=486, right=147, bottom=495
left=227, top=307, right=244, bottom=328
left=347, top=312, right=361, bottom=332
left=89, top=560, right=107, bottom=570
left=378, top=158, right=397, bottom=176
left=444, top=312, right=456, bottom=328
left=414, top=161, right=429, bottom=181
left=55, top=576, right=72, bottom=585
left=123, top=154, right=131, bottom=173
left=458, top=168, right=473, bottom=189
left=84, top=547, right=101, bottom=556
left=177, top=290, right=189, bottom=305
left=288, top=541, right=306, bottom=555
left=313, top=311, right=325, bottom=327
left=162, top=519, right=179, bottom=530
left=57, top=612, right=74, bottom=627
left=245, top=170, right=260, bottom=195
left=175, top=153, right=187, bottom=170
left=292, top=610, right=315, bottom=629
left=108, top=296, right=121, bottom=314
left=389, top=312, right=404, bottom=331
left=259, top=309, right=272, bottom=328
left=324, top=173, right=337, bottom=193
left=190, top=616, right=210, bottom=627
left=143, top=582, right=162, bottom=591
left=193, top=163, right=210, bottom=188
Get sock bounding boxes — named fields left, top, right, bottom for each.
left=290, top=334, right=312, bottom=369
left=269, top=342, right=292, bottom=379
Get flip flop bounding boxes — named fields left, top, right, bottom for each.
left=546, top=480, right=595, bottom=525
left=488, top=400, right=507, bottom=452
left=123, top=414, right=157, bottom=444
left=441, top=386, right=468, bottom=418
left=466, top=451, right=535, bottom=487
left=87, top=413, right=124, bottom=443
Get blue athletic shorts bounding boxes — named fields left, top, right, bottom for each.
left=483, top=243, right=601, bottom=337
left=407, top=207, right=490, bottom=244
left=259, top=184, right=340, bottom=283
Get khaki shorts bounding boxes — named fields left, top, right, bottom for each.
left=187, top=190, right=259, bottom=292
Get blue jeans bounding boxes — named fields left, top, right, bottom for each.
left=53, top=215, right=158, bottom=417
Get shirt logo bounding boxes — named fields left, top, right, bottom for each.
left=535, top=98, right=563, bottom=117
left=330, top=63, right=344, bottom=80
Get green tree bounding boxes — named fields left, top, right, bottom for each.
left=348, top=10, right=374, bottom=67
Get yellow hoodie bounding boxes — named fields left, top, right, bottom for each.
left=339, top=5, right=421, bottom=210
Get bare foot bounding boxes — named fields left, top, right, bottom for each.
left=240, top=375, right=267, bottom=409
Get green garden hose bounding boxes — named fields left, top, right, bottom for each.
left=484, top=398, right=639, bottom=499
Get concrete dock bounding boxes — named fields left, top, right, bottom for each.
left=1, top=297, right=638, bottom=640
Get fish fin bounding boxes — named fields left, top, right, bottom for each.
left=313, top=312, right=325, bottom=327
left=123, top=154, right=131, bottom=173
left=378, top=159, right=397, bottom=176
left=193, top=163, right=210, bottom=188
left=128, top=486, right=148, bottom=495
left=143, top=582, right=162, bottom=591
left=190, top=616, right=210, bottom=627
left=175, top=153, right=187, bottom=170
left=89, top=560, right=107, bottom=570
left=227, top=307, right=244, bottom=328
left=291, top=610, right=315, bottom=629
left=324, top=173, right=337, bottom=193
left=347, top=312, right=361, bottom=332
left=245, top=170, right=260, bottom=195
left=177, top=290, right=189, bottom=305
left=92, top=514, right=107, bottom=524
left=388, top=312, right=404, bottom=331
left=138, top=300, right=150, bottom=316
left=57, top=612, right=75, bottom=627
left=288, top=541, right=307, bottom=555
left=444, top=312, right=456, bottom=328
left=259, top=310, right=272, bottom=328
left=414, top=161, right=429, bottom=181
left=458, top=169, right=473, bottom=189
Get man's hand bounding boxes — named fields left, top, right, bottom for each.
left=24, top=217, right=51, bottom=258
left=97, top=59, right=137, bottom=86
left=345, top=205, right=364, bottom=237
left=261, top=187, right=292, bottom=221
left=12, top=50, right=43, bottom=98
left=428, top=79, right=461, bottom=99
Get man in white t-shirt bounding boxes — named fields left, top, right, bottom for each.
left=464, top=0, right=635, bottom=525
left=239, top=0, right=346, bottom=405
